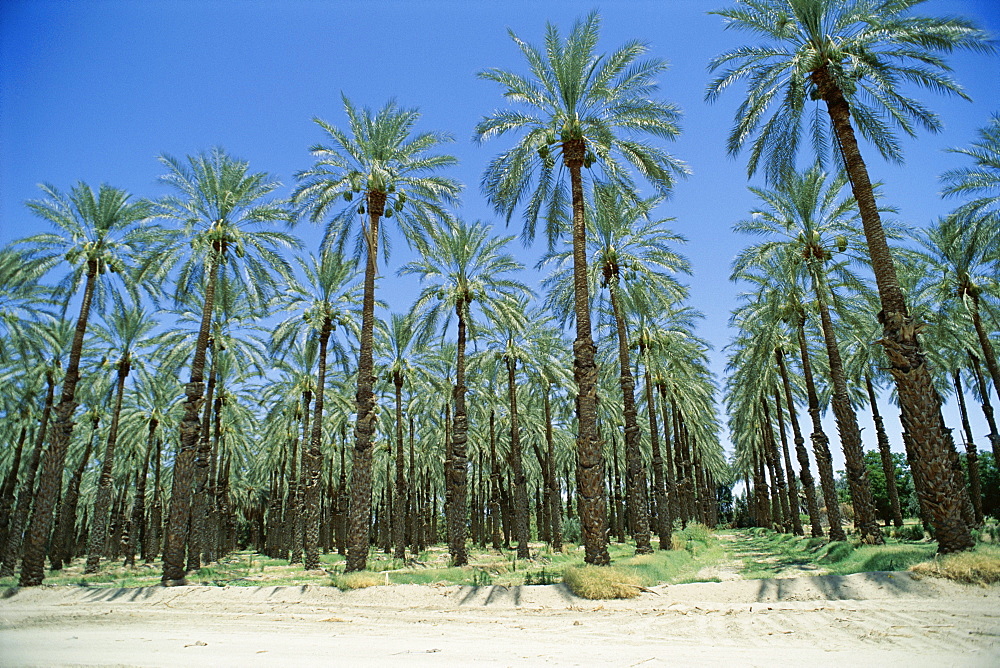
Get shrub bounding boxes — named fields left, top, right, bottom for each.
left=891, top=524, right=925, bottom=541
left=331, top=572, right=383, bottom=590
left=911, top=550, right=1000, bottom=585
left=563, top=565, right=641, bottom=599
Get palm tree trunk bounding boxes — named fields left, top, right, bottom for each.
left=565, top=140, right=609, bottom=566
left=658, top=384, right=679, bottom=532
left=20, top=261, right=97, bottom=586
left=795, top=316, right=846, bottom=541
left=970, top=293, right=1000, bottom=396
left=449, top=300, right=469, bottom=566
left=187, top=340, right=217, bottom=573
left=0, top=424, right=28, bottom=553
left=772, top=386, right=803, bottom=535
left=145, top=435, right=162, bottom=563
left=815, top=66, right=972, bottom=553
left=953, top=370, right=984, bottom=526
left=776, top=347, right=823, bottom=536
left=760, top=397, right=791, bottom=533
left=506, top=355, right=530, bottom=559
left=125, top=417, right=156, bottom=567
left=811, top=269, right=883, bottom=544
left=607, top=280, right=652, bottom=553
left=85, top=356, right=132, bottom=573
left=162, top=249, right=221, bottom=584
left=865, top=374, right=904, bottom=528
left=488, top=409, right=503, bottom=551
left=52, top=422, right=96, bottom=571
left=393, top=374, right=407, bottom=560
left=347, top=198, right=383, bottom=572
left=303, top=319, right=331, bottom=570
left=969, top=352, right=1000, bottom=465
left=543, top=385, right=562, bottom=552
left=644, top=363, right=671, bottom=550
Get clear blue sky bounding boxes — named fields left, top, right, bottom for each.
left=2, top=0, right=998, bottom=470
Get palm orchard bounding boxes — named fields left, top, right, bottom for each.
left=0, top=2, right=997, bottom=589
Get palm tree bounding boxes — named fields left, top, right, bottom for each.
left=17, top=182, right=154, bottom=586
left=294, top=96, right=460, bottom=572
left=151, top=148, right=297, bottom=583
left=476, top=12, right=688, bottom=564
left=0, top=244, right=52, bottom=352
left=941, top=113, right=1000, bottom=221
left=732, top=164, right=884, bottom=543
left=84, top=305, right=157, bottom=573
left=707, top=0, right=991, bottom=553
left=272, top=248, right=362, bottom=570
left=916, top=215, right=1000, bottom=414
left=378, top=313, right=420, bottom=560
left=401, top=218, right=529, bottom=564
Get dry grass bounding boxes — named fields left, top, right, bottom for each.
left=562, top=565, right=642, bottom=599
left=330, top=571, right=384, bottom=590
left=910, top=549, right=1000, bottom=585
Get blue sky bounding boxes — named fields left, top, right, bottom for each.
left=2, top=0, right=999, bottom=468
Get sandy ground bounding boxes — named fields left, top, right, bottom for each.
left=2, top=572, right=998, bottom=667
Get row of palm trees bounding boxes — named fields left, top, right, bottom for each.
left=1, top=2, right=996, bottom=587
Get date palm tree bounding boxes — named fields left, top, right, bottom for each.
left=272, top=248, right=362, bottom=570
left=401, top=218, right=529, bottom=565
left=294, top=96, right=460, bottom=572
left=733, top=164, right=885, bottom=543
left=84, top=304, right=157, bottom=573
left=476, top=12, right=688, bottom=564
left=17, top=182, right=154, bottom=586
left=941, top=113, right=1000, bottom=221
left=150, top=148, right=297, bottom=583
left=707, top=0, right=991, bottom=552
left=543, top=183, right=690, bottom=553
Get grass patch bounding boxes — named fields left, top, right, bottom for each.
left=911, top=545, right=1000, bottom=585
left=828, top=543, right=936, bottom=574
left=331, top=571, right=383, bottom=590
left=563, top=565, right=642, bottom=599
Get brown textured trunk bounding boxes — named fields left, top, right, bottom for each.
left=658, top=384, right=679, bottom=534
left=448, top=299, right=469, bottom=565
left=347, top=193, right=384, bottom=572
left=1, top=380, right=53, bottom=578
left=953, top=370, right=984, bottom=526
left=85, top=355, right=132, bottom=573
left=543, top=386, right=562, bottom=552
left=772, top=386, right=803, bottom=535
left=814, top=64, right=971, bottom=553
left=145, top=435, right=162, bottom=563
left=760, top=397, right=791, bottom=533
left=865, top=374, right=904, bottom=528
left=20, top=260, right=96, bottom=586
left=303, top=319, right=331, bottom=570
left=161, top=247, right=221, bottom=584
left=187, top=339, right=217, bottom=573
left=969, top=293, right=1000, bottom=397
left=810, top=267, right=883, bottom=544
left=488, top=410, right=503, bottom=551
left=50, top=417, right=98, bottom=570
left=506, top=354, right=530, bottom=559
left=393, top=373, right=407, bottom=560
left=0, top=424, right=28, bottom=553
left=126, top=417, right=156, bottom=567
left=607, top=279, right=652, bottom=553
left=565, top=138, right=609, bottom=565
left=644, top=364, right=672, bottom=549
left=795, top=315, right=846, bottom=541
left=776, top=347, right=822, bottom=536
left=969, top=353, right=1000, bottom=467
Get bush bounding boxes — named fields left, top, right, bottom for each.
left=911, top=549, right=1000, bottom=585
left=563, top=565, right=641, bottom=599
left=331, top=572, right=383, bottom=590
left=820, top=541, right=856, bottom=563
left=891, top=524, right=925, bottom=541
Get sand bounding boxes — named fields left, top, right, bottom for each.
left=2, top=572, right=998, bottom=667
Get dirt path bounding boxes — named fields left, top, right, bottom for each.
left=3, top=574, right=999, bottom=666
left=695, top=530, right=830, bottom=581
